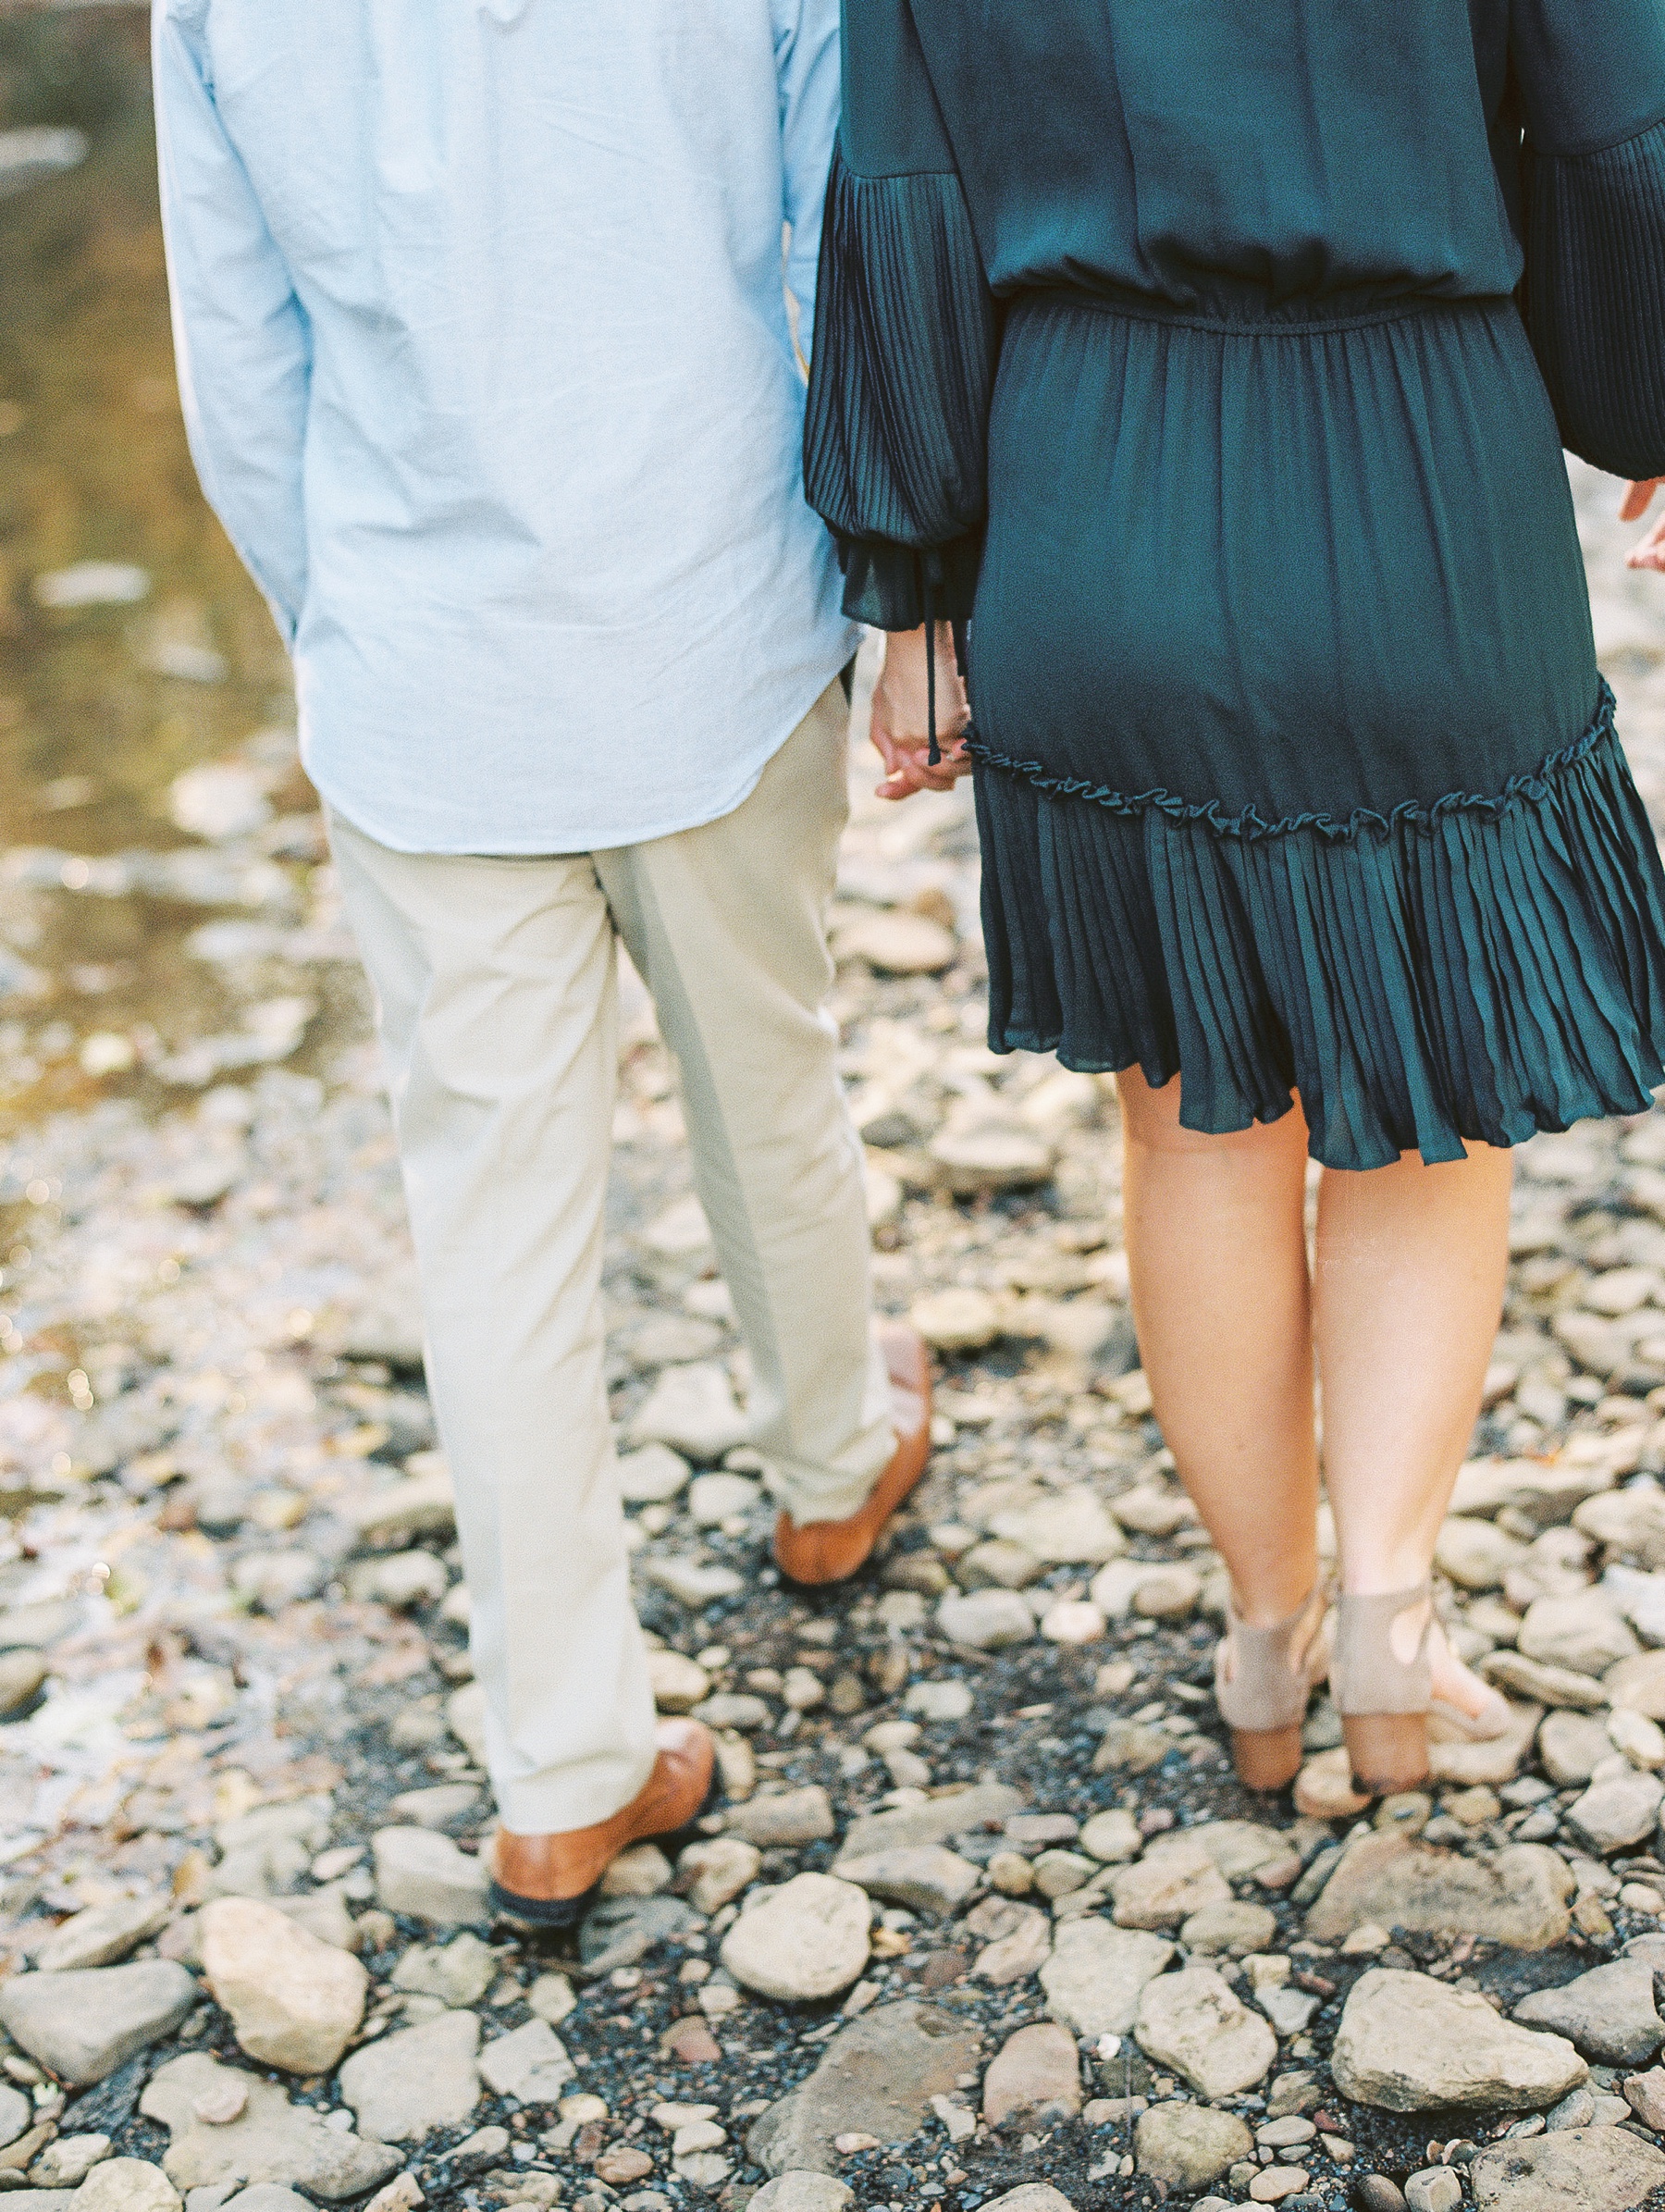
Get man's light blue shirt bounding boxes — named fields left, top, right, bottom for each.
left=153, top=0, right=859, bottom=855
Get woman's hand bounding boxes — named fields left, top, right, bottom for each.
left=870, top=624, right=972, bottom=800
left=1622, top=479, right=1665, bottom=572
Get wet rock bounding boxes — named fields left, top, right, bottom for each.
left=832, top=1847, right=979, bottom=1918
left=617, top=1444, right=692, bottom=1504
left=958, top=1539, right=1042, bottom=1591
left=1135, top=2103, right=1253, bottom=2191
left=1577, top=1486, right=1665, bottom=1564
left=1436, top=1518, right=1529, bottom=1591
left=1181, top=1899, right=1278, bottom=1955
left=0, top=1961, right=197, bottom=2085
left=688, top=1470, right=761, bottom=1525
left=346, top=1551, right=448, bottom=1610
left=1512, top=1959, right=1665, bottom=2065
left=968, top=1899, right=1052, bottom=1985
left=840, top=1784, right=1020, bottom=1859
left=639, top=1555, right=746, bottom=1607
left=626, top=1364, right=747, bottom=1462
left=337, top=2009, right=481, bottom=2142
left=1136, top=1968, right=1276, bottom=2099
left=987, top=1489, right=1123, bottom=1565
left=386, top=1782, right=479, bottom=1830
left=928, top=1117, right=1055, bottom=1195
left=1469, top=2126, right=1665, bottom=2210
left=1304, top=1833, right=1573, bottom=1948
left=646, top=1650, right=711, bottom=1712
left=1428, top=1696, right=1542, bottom=1786
left=69, top=2159, right=179, bottom=2212
left=1042, top=1917, right=1173, bottom=2039
left=1483, top=1651, right=1610, bottom=1711
left=1538, top=1711, right=1614, bottom=1786
left=720, top=1874, right=870, bottom=2001
left=1608, top=1702, right=1665, bottom=1766
left=340, top=1465, right=455, bottom=1546
left=1091, top=1719, right=1173, bottom=1773
left=477, top=2021, right=574, bottom=2103
left=1518, top=1592, right=1639, bottom=1677
left=982, top=2022, right=1080, bottom=2128
left=937, top=1588, right=1034, bottom=1649
left=725, top=1786, right=834, bottom=1848
left=600, top=1841, right=673, bottom=1897
left=748, top=2179, right=856, bottom=2212
left=140, top=2056, right=400, bottom=2199
left=911, top=1288, right=1002, bottom=1353
left=1110, top=1835, right=1231, bottom=1929
left=0, top=2086, right=28, bottom=2150
left=676, top=1837, right=761, bottom=1913
left=371, top=1827, right=487, bottom=1923
left=832, top=909, right=956, bottom=975
left=578, top=1894, right=697, bottom=1974
left=31, top=2133, right=110, bottom=2187
left=33, top=1893, right=171, bottom=1973
left=1622, top=2067, right=1665, bottom=2129
left=748, top=2001, right=980, bottom=2175
left=391, top=1933, right=498, bottom=2009
left=1565, top=1761, right=1665, bottom=1852
left=200, top=1899, right=365, bottom=2074
left=1078, top=1810, right=1141, bottom=1863
left=1331, top=1969, right=1587, bottom=2112
left=906, top=1679, right=974, bottom=1723
left=1605, top=1647, right=1665, bottom=1716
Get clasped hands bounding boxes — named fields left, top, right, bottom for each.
left=870, top=622, right=973, bottom=801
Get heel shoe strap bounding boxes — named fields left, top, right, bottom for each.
left=1332, top=1582, right=1433, bottom=1718
left=1215, top=1585, right=1326, bottom=1735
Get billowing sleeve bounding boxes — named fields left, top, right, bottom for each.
left=801, top=0, right=997, bottom=630
left=1514, top=0, right=1665, bottom=480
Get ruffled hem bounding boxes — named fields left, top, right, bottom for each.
left=972, top=682, right=1665, bottom=1169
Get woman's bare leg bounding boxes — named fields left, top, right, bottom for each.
left=1116, top=1069, right=1320, bottom=1625
left=1314, top=1143, right=1513, bottom=1714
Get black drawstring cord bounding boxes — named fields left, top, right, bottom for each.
left=923, top=550, right=940, bottom=768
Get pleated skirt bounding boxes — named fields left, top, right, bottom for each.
left=968, top=286, right=1665, bottom=1168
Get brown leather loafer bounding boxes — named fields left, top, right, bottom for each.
left=488, top=1716, right=716, bottom=1930
left=772, top=1320, right=932, bottom=1586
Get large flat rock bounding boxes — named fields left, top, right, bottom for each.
left=838, top=1785, right=1021, bottom=1860
left=747, top=2003, right=981, bottom=2176
left=1332, top=1969, right=1587, bottom=2113
left=0, top=1962, right=197, bottom=2085
left=1304, top=1834, right=1573, bottom=1949
left=1470, top=2125, right=1665, bottom=2210
left=140, top=2055, right=400, bottom=2201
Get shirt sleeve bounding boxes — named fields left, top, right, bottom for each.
left=800, top=0, right=997, bottom=629
left=773, top=0, right=842, bottom=351
left=1513, top=0, right=1665, bottom=480
left=153, top=0, right=312, bottom=646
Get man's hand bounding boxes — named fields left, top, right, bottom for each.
left=1622, top=479, right=1665, bottom=572
left=870, top=624, right=972, bottom=800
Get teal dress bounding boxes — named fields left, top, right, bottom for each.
left=803, top=0, right=1665, bottom=1169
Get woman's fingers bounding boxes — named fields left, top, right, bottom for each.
left=1629, top=514, right=1665, bottom=573
left=1621, top=478, right=1663, bottom=523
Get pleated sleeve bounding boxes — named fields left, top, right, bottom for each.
left=802, top=0, right=997, bottom=629
left=1514, top=0, right=1665, bottom=479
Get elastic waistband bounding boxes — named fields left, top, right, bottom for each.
left=1013, top=279, right=1516, bottom=339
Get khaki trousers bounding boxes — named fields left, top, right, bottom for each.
left=328, top=681, right=894, bottom=1831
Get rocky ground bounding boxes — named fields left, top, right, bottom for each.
left=6, top=451, right=1665, bottom=2212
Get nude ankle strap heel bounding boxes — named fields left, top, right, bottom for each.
left=1331, top=1583, right=1434, bottom=1797
left=1215, top=1586, right=1329, bottom=1793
